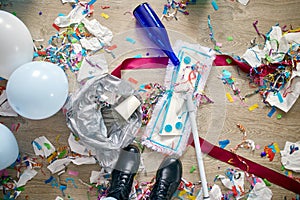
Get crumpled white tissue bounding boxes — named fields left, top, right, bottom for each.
left=81, top=18, right=113, bottom=46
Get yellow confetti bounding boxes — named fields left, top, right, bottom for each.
left=178, top=190, right=187, bottom=197
left=101, top=12, right=109, bottom=19
left=248, top=103, right=259, bottom=111
left=273, top=142, right=280, bottom=153
left=226, top=92, right=234, bottom=102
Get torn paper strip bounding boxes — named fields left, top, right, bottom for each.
left=47, top=158, right=71, bottom=174
left=17, top=168, right=38, bottom=187
left=0, top=90, right=18, bottom=117
left=71, top=156, right=97, bottom=165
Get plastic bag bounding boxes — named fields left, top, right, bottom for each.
left=64, top=73, right=142, bottom=169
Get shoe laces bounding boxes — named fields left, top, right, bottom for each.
left=108, top=172, right=133, bottom=198
left=152, top=180, right=170, bottom=200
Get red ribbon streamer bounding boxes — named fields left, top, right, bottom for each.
left=189, top=137, right=300, bottom=194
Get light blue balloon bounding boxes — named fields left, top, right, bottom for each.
left=0, top=124, right=19, bottom=170
left=6, top=61, right=69, bottom=120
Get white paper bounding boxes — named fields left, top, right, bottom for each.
left=68, top=133, right=91, bottom=156
left=82, top=18, right=113, bottom=46
left=217, top=171, right=245, bottom=199
left=32, top=136, right=56, bottom=157
left=237, top=0, right=249, bottom=6
left=77, top=54, right=108, bottom=82
left=266, top=68, right=300, bottom=112
left=47, top=158, right=71, bottom=174
left=280, top=141, right=300, bottom=172
left=17, top=168, right=38, bottom=187
left=54, top=4, right=88, bottom=27
left=0, top=91, right=18, bottom=116
left=80, top=37, right=103, bottom=51
left=209, top=184, right=223, bottom=200
left=90, top=170, right=101, bottom=183
left=61, top=0, right=76, bottom=3
left=71, top=156, right=97, bottom=165
left=247, top=182, right=272, bottom=200
left=242, top=46, right=263, bottom=68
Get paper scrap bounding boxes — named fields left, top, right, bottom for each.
left=47, top=158, right=71, bottom=174
left=247, top=182, right=272, bottom=200
left=82, top=18, right=113, bottom=46
left=209, top=184, right=223, bottom=200
left=280, top=141, right=300, bottom=173
left=32, top=136, right=56, bottom=158
left=54, top=4, right=88, bottom=27
left=17, top=168, right=38, bottom=187
left=0, top=91, right=18, bottom=116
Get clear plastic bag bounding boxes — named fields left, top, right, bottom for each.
left=64, top=73, right=142, bottom=169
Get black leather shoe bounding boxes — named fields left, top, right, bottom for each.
left=149, top=157, right=182, bottom=200
left=106, top=144, right=140, bottom=200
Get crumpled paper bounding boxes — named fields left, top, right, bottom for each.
left=81, top=18, right=113, bottom=46
left=247, top=182, right=272, bottom=200
left=242, top=26, right=300, bottom=66
left=54, top=3, right=88, bottom=27
left=266, top=63, right=300, bottom=112
left=209, top=184, right=223, bottom=200
left=280, top=141, right=300, bottom=173
left=216, top=170, right=245, bottom=199
left=242, top=26, right=300, bottom=112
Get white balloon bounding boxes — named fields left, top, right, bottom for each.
left=0, top=10, right=34, bottom=79
left=0, top=124, right=19, bottom=170
left=6, top=61, right=69, bottom=120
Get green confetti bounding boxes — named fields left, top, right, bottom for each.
left=263, top=178, right=271, bottom=186
left=227, top=36, right=233, bottom=41
left=58, top=149, right=67, bottom=159
left=214, top=46, right=220, bottom=51
left=16, top=186, right=25, bottom=191
left=189, top=166, right=196, bottom=173
left=226, top=58, right=232, bottom=64
left=276, top=114, right=282, bottom=119
left=44, top=143, right=51, bottom=150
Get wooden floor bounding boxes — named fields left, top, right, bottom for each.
left=1, top=0, right=300, bottom=199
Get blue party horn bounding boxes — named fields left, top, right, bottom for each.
left=133, top=2, right=180, bottom=66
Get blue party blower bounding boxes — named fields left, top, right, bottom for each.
left=133, top=2, right=180, bottom=66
